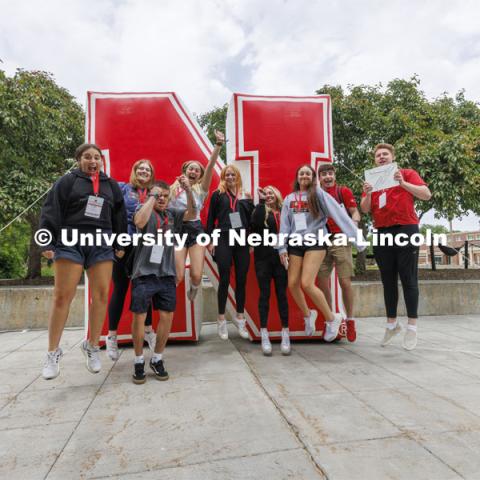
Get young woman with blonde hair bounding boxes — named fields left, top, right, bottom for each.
left=251, top=185, right=290, bottom=355
left=169, top=130, right=225, bottom=301
left=206, top=164, right=254, bottom=340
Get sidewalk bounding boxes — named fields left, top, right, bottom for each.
left=1, top=315, right=480, bottom=479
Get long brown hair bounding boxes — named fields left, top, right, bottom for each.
left=293, top=164, right=321, bottom=218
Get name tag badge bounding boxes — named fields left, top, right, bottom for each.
left=294, top=213, right=307, bottom=231
left=229, top=212, right=243, bottom=229
left=379, top=192, right=387, bottom=209
left=150, top=245, right=164, bottom=264
left=85, top=196, right=104, bottom=218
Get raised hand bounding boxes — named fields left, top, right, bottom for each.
left=257, top=187, right=267, bottom=200
left=214, top=130, right=225, bottom=144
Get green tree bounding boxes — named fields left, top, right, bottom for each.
left=196, top=103, right=228, bottom=158
left=0, top=69, right=84, bottom=278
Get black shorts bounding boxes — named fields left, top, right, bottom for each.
left=54, top=244, right=114, bottom=269
left=130, top=275, right=176, bottom=313
left=288, top=245, right=327, bottom=257
left=179, top=220, right=204, bottom=248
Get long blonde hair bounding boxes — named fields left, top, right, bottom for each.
left=217, top=165, right=243, bottom=195
left=129, top=159, right=155, bottom=189
left=263, top=185, right=283, bottom=226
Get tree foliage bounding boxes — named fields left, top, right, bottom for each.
left=0, top=69, right=84, bottom=278
left=196, top=103, right=228, bottom=159
left=317, top=77, right=480, bottom=221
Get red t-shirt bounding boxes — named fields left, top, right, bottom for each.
left=325, top=184, right=357, bottom=234
left=362, top=168, right=426, bottom=228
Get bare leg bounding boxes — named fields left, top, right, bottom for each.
left=188, top=243, right=206, bottom=287
left=317, top=276, right=332, bottom=310
left=300, top=250, right=333, bottom=321
left=47, top=259, right=84, bottom=351
left=339, top=277, right=354, bottom=318
left=288, top=255, right=309, bottom=316
left=174, top=247, right=188, bottom=286
left=155, top=311, right=174, bottom=354
left=132, top=312, right=147, bottom=356
left=86, top=260, right=113, bottom=347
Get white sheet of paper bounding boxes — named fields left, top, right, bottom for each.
left=84, top=195, right=104, bottom=218
left=229, top=212, right=243, bottom=229
left=364, top=163, right=399, bottom=192
left=150, top=245, right=164, bottom=264
left=379, top=192, right=387, bottom=209
left=294, top=213, right=307, bottom=231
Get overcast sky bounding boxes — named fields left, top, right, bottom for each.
left=2, top=0, right=479, bottom=230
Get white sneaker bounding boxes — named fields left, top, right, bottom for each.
left=42, top=348, right=63, bottom=380
left=218, top=320, right=228, bottom=340
left=144, top=331, right=156, bottom=352
left=106, top=335, right=119, bottom=361
left=381, top=323, right=402, bottom=347
left=261, top=329, right=272, bottom=356
left=80, top=340, right=101, bottom=374
left=236, top=318, right=249, bottom=339
left=403, top=328, right=417, bottom=351
left=324, top=313, right=343, bottom=342
left=281, top=328, right=291, bottom=355
left=187, top=285, right=199, bottom=301
left=304, top=310, right=318, bottom=336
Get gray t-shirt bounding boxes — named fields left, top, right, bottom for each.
left=131, top=206, right=186, bottom=279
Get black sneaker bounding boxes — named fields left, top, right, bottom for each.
left=150, top=358, right=169, bottom=381
left=132, top=362, right=146, bottom=384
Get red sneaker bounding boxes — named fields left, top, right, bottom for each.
left=346, top=320, right=357, bottom=342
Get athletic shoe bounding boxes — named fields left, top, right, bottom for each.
left=236, top=318, right=249, bottom=339
left=80, top=340, right=101, bottom=374
left=346, top=320, right=357, bottom=342
left=106, top=335, right=119, bottom=361
left=187, top=285, right=199, bottom=301
left=150, top=358, right=169, bottom=381
left=304, top=310, right=318, bottom=336
left=381, top=323, right=402, bottom=347
left=144, top=331, right=156, bottom=352
left=324, top=313, right=343, bottom=342
left=132, top=361, right=146, bottom=384
left=261, top=329, right=272, bottom=356
left=281, top=329, right=291, bottom=356
left=218, top=320, right=228, bottom=340
left=403, top=328, right=417, bottom=351
left=42, top=348, right=63, bottom=380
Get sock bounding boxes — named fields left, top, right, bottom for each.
left=386, top=321, right=397, bottom=330
left=134, top=355, right=144, bottom=364
left=108, top=334, right=117, bottom=339
left=282, top=328, right=289, bottom=333
left=260, top=328, right=268, bottom=334
left=152, top=352, right=163, bottom=362
left=407, top=324, right=417, bottom=332
left=191, top=284, right=199, bottom=290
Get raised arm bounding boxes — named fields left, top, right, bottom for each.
left=201, top=130, right=225, bottom=193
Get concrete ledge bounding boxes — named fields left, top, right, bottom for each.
left=1, top=280, right=479, bottom=331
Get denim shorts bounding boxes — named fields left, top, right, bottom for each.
left=54, top=244, right=114, bottom=269
left=130, top=275, right=176, bottom=313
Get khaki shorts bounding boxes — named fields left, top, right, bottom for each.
left=318, top=244, right=353, bottom=279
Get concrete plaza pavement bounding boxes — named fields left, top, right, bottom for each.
left=1, top=315, right=480, bottom=479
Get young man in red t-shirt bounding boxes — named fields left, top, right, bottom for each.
left=317, top=163, right=361, bottom=342
left=361, top=143, right=431, bottom=351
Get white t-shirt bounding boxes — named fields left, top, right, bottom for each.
left=169, top=186, right=207, bottom=222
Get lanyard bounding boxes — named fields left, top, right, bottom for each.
left=90, top=173, right=100, bottom=196
left=227, top=190, right=238, bottom=212
left=273, top=211, right=280, bottom=232
left=154, top=212, right=169, bottom=231
left=137, top=188, right=148, bottom=204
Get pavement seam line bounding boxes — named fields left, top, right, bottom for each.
left=43, top=347, right=121, bottom=480
left=230, top=339, right=329, bottom=480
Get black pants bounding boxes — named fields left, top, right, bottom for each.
left=215, top=231, right=250, bottom=315
left=108, top=246, right=152, bottom=330
left=254, top=253, right=289, bottom=328
left=373, top=225, right=420, bottom=319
